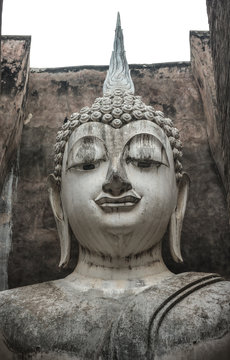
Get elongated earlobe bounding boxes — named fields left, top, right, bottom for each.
left=169, top=173, right=190, bottom=263
left=47, top=174, right=71, bottom=268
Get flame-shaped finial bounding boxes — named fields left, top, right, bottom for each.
left=103, top=12, right=135, bottom=94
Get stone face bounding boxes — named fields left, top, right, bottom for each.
left=207, top=0, right=230, bottom=218
left=55, top=120, right=183, bottom=274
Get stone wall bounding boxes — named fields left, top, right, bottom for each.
left=190, top=31, right=223, bottom=183
left=0, top=36, right=31, bottom=193
left=1, top=33, right=230, bottom=289
left=207, top=0, right=230, bottom=219
left=0, top=36, right=30, bottom=290
left=0, top=0, right=3, bottom=90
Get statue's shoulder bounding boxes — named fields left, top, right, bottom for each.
left=0, top=281, right=67, bottom=358
left=0, top=280, right=123, bottom=358
left=0, top=281, right=56, bottom=326
left=166, top=271, right=230, bottom=310
left=0, top=279, right=87, bottom=325
left=164, top=272, right=230, bottom=322
left=110, top=272, right=230, bottom=360
left=0, top=279, right=66, bottom=310
left=155, top=273, right=230, bottom=359
left=161, top=272, right=230, bottom=330
left=0, top=279, right=94, bottom=358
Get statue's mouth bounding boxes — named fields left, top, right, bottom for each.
left=94, top=191, right=141, bottom=212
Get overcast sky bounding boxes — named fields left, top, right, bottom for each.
left=2, top=0, right=209, bottom=68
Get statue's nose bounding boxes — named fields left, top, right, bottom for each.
left=102, top=162, right=132, bottom=196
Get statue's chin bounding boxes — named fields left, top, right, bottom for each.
left=75, top=222, right=165, bottom=259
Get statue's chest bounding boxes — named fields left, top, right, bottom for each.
left=3, top=291, right=126, bottom=360
left=2, top=274, right=228, bottom=360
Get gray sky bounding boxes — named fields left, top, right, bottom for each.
left=2, top=0, right=209, bottom=68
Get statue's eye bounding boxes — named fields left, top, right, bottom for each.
left=69, top=160, right=102, bottom=171
left=83, top=163, right=96, bottom=171
left=67, top=136, right=107, bottom=172
left=126, top=157, right=162, bottom=168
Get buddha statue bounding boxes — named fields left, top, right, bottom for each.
left=0, top=13, right=229, bottom=360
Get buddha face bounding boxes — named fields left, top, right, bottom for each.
left=61, top=120, right=178, bottom=258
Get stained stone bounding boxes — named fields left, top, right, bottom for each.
left=0, top=12, right=229, bottom=360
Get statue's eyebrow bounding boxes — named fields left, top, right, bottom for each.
left=67, top=135, right=107, bottom=156
left=124, top=133, right=166, bottom=151
left=67, top=122, right=108, bottom=154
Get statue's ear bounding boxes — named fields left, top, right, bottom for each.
left=169, top=173, right=190, bottom=263
left=47, top=174, right=71, bottom=268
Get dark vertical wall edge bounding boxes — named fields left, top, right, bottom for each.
left=206, top=0, right=230, bottom=221
left=0, top=0, right=3, bottom=93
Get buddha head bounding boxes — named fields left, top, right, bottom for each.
left=48, top=13, right=189, bottom=270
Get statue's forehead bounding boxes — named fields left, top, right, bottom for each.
left=67, top=121, right=168, bottom=154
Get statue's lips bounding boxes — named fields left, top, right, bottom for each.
left=94, top=191, right=141, bottom=211
left=95, top=195, right=140, bottom=207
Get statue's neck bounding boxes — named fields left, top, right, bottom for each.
left=66, top=243, right=172, bottom=291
